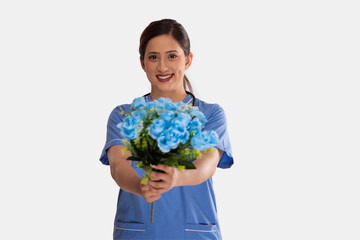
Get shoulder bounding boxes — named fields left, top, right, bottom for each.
left=107, top=103, right=132, bottom=121
left=195, top=98, right=226, bottom=120
left=113, top=103, right=132, bottom=113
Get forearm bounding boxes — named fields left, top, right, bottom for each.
left=111, top=164, right=143, bottom=197
left=108, top=145, right=143, bottom=197
left=176, top=149, right=223, bottom=186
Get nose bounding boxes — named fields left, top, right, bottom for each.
left=156, top=58, right=168, bottom=72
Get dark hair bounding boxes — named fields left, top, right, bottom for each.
left=139, top=19, right=193, bottom=93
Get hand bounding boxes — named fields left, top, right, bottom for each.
left=148, top=164, right=181, bottom=194
left=140, top=182, right=161, bottom=203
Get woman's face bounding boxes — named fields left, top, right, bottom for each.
left=141, top=34, right=193, bottom=94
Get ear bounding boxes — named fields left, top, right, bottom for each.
left=140, top=57, right=145, bottom=71
left=185, top=52, right=193, bottom=70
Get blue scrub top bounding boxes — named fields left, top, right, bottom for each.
left=100, top=94, right=234, bottom=240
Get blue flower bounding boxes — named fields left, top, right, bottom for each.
left=155, top=97, right=178, bottom=111
left=117, top=116, right=143, bottom=140
left=170, top=121, right=189, bottom=144
left=190, top=132, right=205, bottom=151
left=132, top=109, right=146, bottom=120
left=174, top=102, right=182, bottom=109
left=131, top=97, right=146, bottom=110
left=164, top=101, right=178, bottom=111
left=173, top=113, right=191, bottom=127
left=175, top=101, right=191, bottom=114
left=155, top=98, right=170, bottom=109
left=160, top=110, right=175, bottom=128
left=189, top=118, right=202, bottom=134
left=190, top=130, right=219, bottom=151
left=190, top=108, right=207, bottom=125
left=148, top=118, right=166, bottom=139
left=144, top=101, right=156, bottom=111
left=203, top=130, right=219, bottom=147
left=157, top=127, right=181, bottom=153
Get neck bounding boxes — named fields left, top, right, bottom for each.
left=150, top=88, right=188, bottom=102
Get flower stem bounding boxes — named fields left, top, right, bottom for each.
left=151, top=201, right=154, bottom=224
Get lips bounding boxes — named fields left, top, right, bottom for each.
left=156, top=74, right=174, bottom=82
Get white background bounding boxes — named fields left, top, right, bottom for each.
left=1, top=0, right=359, bottom=239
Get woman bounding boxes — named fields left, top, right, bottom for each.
left=100, top=19, right=233, bottom=239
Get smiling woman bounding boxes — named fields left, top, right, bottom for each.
left=140, top=34, right=193, bottom=101
left=99, top=19, right=234, bottom=240
left=139, top=19, right=193, bottom=102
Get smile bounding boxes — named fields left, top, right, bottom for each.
left=156, top=74, right=174, bottom=82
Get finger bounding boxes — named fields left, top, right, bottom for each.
left=149, top=171, right=166, bottom=181
left=144, top=191, right=161, bottom=202
left=140, top=184, right=150, bottom=193
left=150, top=171, right=172, bottom=185
left=152, top=194, right=161, bottom=201
left=149, top=180, right=166, bottom=188
left=148, top=184, right=162, bottom=194
left=148, top=180, right=169, bottom=193
left=146, top=194, right=161, bottom=203
left=145, top=190, right=159, bottom=198
left=144, top=195, right=157, bottom=203
left=151, top=164, right=171, bottom=173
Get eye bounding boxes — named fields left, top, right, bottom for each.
left=148, top=55, right=157, bottom=60
left=169, top=54, right=178, bottom=59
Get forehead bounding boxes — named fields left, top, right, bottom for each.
left=145, top=34, right=183, bottom=54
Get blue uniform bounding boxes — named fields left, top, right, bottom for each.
left=100, top=94, right=234, bottom=239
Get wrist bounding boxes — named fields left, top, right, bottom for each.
left=136, top=178, right=144, bottom=197
left=174, top=169, right=185, bottom=187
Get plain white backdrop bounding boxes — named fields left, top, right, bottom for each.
left=1, top=0, right=359, bottom=239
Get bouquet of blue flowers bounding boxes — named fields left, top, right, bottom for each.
left=117, top=97, right=219, bottom=223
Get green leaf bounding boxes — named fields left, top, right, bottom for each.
left=167, top=152, right=182, bottom=161
left=141, top=175, right=149, bottom=185
left=127, top=156, right=142, bottom=161
left=178, top=160, right=196, bottom=169
left=136, top=162, right=144, bottom=168
left=162, top=158, right=177, bottom=167
left=121, top=147, right=129, bottom=156
left=176, top=165, right=185, bottom=172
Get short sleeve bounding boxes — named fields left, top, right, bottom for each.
left=203, top=104, right=234, bottom=169
left=99, top=105, right=127, bottom=165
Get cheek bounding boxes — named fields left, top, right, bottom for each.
left=177, top=60, right=187, bottom=71
left=176, top=65, right=186, bottom=73
left=144, top=63, right=156, bottom=74
left=171, top=61, right=184, bottom=70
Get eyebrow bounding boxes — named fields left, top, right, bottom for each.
left=146, top=50, right=179, bottom=55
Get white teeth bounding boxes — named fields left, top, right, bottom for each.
left=158, top=74, right=172, bottom=79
